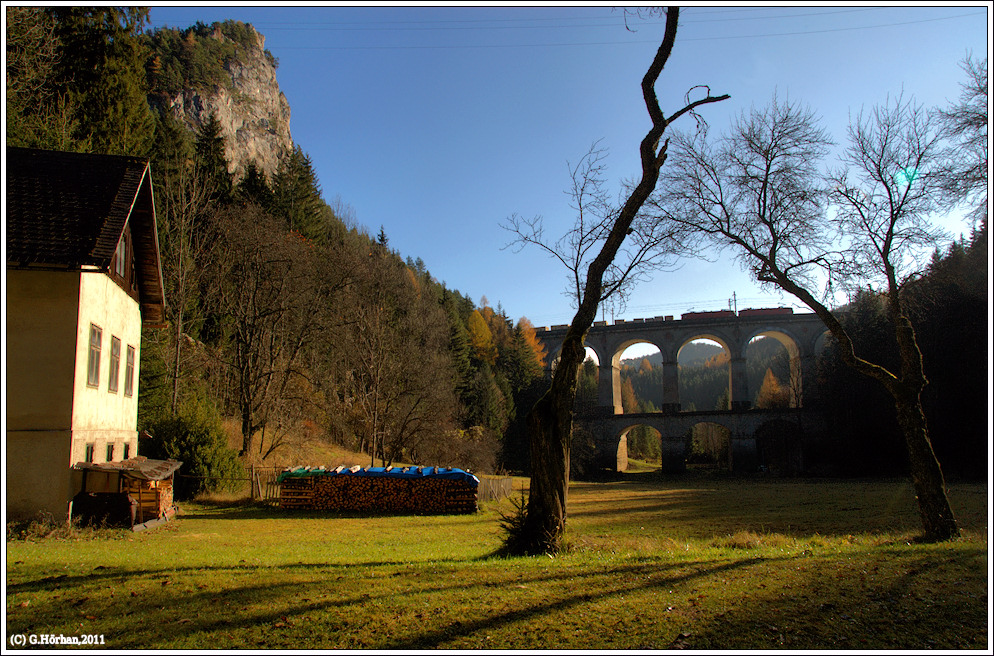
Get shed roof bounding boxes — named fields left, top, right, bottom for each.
left=5, top=147, right=167, bottom=326
left=73, top=457, right=183, bottom=481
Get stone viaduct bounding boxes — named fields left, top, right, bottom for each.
left=534, top=308, right=831, bottom=474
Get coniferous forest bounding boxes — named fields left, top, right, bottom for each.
left=6, top=8, right=987, bottom=491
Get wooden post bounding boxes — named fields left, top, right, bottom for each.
left=251, top=465, right=256, bottom=501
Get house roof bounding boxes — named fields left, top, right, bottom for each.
left=5, top=147, right=167, bottom=326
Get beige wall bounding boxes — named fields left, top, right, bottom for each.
left=70, top=271, right=142, bottom=465
left=6, top=431, right=73, bottom=521
left=5, top=270, right=80, bottom=431
left=6, top=269, right=143, bottom=520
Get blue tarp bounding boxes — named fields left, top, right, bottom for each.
left=276, top=465, right=479, bottom=486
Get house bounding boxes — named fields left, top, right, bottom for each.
left=6, top=147, right=167, bottom=521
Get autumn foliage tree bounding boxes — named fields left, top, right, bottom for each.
left=754, top=369, right=790, bottom=409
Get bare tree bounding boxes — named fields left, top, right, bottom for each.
left=503, top=142, right=690, bottom=314
left=500, top=7, right=729, bottom=555
left=937, top=54, right=987, bottom=222
left=5, top=7, right=81, bottom=151
left=205, top=204, right=332, bottom=457
left=663, top=93, right=960, bottom=541
left=337, top=246, right=458, bottom=467
left=155, top=149, right=216, bottom=414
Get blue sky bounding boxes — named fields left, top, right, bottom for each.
left=147, top=3, right=989, bottom=333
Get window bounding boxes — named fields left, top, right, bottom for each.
left=108, top=336, right=121, bottom=393
left=87, top=324, right=102, bottom=387
left=106, top=443, right=115, bottom=462
left=124, top=345, right=136, bottom=397
left=115, top=235, right=127, bottom=278
left=85, top=444, right=95, bottom=463
left=123, top=443, right=131, bottom=460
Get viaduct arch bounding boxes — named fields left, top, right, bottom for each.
left=534, top=309, right=830, bottom=473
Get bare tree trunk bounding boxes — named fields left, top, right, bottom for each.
left=514, top=7, right=728, bottom=555
left=521, top=328, right=586, bottom=553
left=895, top=390, right=959, bottom=540
left=171, top=304, right=184, bottom=413
left=889, top=309, right=959, bottom=541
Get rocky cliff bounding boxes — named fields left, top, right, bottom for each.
left=151, top=22, right=293, bottom=182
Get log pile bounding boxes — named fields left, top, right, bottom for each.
left=120, top=477, right=175, bottom=523
left=278, top=466, right=479, bottom=514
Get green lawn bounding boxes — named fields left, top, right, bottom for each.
left=5, top=474, right=988, bottom=650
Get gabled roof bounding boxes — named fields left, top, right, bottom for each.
left=5, top=147, right=167, bottom=326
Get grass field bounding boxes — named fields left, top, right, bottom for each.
left=5, top=472, right=989, bottom=650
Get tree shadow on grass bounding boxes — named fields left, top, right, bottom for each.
left=179, top=501, right=482, bottom=522
left=665, top=550, right=986, bottom=650
left=8, top=541, right=985, bottom=650
left=5, top=552, right=769, bottom=649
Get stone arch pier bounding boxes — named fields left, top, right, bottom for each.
left=536, top=309, right=830, bottom=473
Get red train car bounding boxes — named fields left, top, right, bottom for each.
left=737, top=307, right=794, bottom=317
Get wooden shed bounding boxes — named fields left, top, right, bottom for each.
left=70, top=457, right=182, bottom=530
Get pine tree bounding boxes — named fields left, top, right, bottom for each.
left=517, top=317, right=548, bottom=371
left=443, top=296, right=474, bottom=406
left=194, top=112, right=233, bottom=204
left=236, top=161, right=274, bottom=208
left=47, top=7, right=155, bottom=155
left=271, top=146, right=326, bottom=239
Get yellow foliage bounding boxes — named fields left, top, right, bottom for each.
left=517, top=316, right=547, bottom=369
left=467, top=309, right=497, bottom=365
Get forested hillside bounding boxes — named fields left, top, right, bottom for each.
left=814, top=223, right=988, bottom=479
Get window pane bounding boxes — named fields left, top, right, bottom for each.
left=87, top=325, right=102, bottom=387
left=106, top=443, right=115, bottom=461
left=109, top=336, right=121, bottom=393
left=124, top=345, right=136, bottom=397
left=115, top=236, right=127, bottom=278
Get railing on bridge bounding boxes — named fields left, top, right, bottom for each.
left=534, top=306, right=798, bottom=332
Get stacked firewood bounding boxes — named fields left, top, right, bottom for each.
left=121, top=477, right=175, bottom=521
left=278, top=466, right=478, bottom=514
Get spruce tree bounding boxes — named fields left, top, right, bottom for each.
left=194, top=112, right=233, bottom=204
left=47, top=7, right=155, bottom=155
left=271, top=145, right=326, bottom=238
left=236, top=161, right=274, bottom=208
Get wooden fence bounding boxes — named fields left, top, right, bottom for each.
left=476, top=475, right=514, bottom=502
left=250, top=466, right=284, bottom=504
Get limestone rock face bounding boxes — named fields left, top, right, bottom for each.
left=156, top=26, right=293, bottom=182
